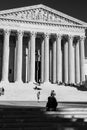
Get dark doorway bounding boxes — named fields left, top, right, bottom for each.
left=8, top=35, right=16, bottom=82
left=35, top=61, right=41, bottom=83
left=0, top=34, right=3, bottom=81
left=35, top=38, right=41, bottom=83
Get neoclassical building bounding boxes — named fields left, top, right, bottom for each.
left=0, top=4, right=87, bottom=101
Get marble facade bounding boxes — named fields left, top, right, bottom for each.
left=0, top=4, right=87, bottom=101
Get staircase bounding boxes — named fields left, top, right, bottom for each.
left=0, top=103, right=87, bottom=130
left=0, top=106, right=61, bottom=130
left=45, top=102, right=87, bottom=120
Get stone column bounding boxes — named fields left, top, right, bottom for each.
left=2, top=29, right=10, bottom=82
left=27, top=39, right=31, bottom=82
left=41, top=38, right=44, bottom=83
left=53, top=39, right=56, bottom=83
left=14, top=36, right=18, bottom=82
left=49, top=49, right=52, bottom=82
left=80, top=36, right=85, bottom=82
left=14, top=42, right=17, bottom=82
left=68, top=35, right=75, bottom=84
left=75, top=38, right=80, bottom=84
left=56, top=34, right=62, bottom=83
left=30, top=32, right=36, bottom=82
left=25, top=48, right=28, bottom=83
left=64, top=39, right=68, bottom=83
left=44, top=33, right=50, bottom=82
left=16, top=30, right=23, bottom=82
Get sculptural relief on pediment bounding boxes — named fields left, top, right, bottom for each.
left=0, top=8, right=79, bottom=25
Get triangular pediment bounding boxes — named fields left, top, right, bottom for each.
left=0, top=4, right=86, bottom=26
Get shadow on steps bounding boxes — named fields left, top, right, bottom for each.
left=0, top=105, right=87, bottom=130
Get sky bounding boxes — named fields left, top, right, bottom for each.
left=0, top=0, right=87, bottom=22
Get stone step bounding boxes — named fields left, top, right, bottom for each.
left=2, top=114, right=44, bottom=117
left=45, top=111, right=87, bottom=115
left=0, top=118, right=56, bottom=123
left=45, top=111, right=87, bottom=121
left=58, top=107, right=87, bottom=111
left=0, top=127, right=56, bottom=130
left=1, top=122, right=56, bottom=128
left=1, top=105, right=87, bottom=129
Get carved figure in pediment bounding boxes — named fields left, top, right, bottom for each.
left=55, top=16, right=59, bottom=22
left=35, top=9, right=40, bottom=20
left=25, top=11, right=29, bottom=19
left=27, top=11, right=32, bottom=19
left=37, top=9, right=43, bottom=20
left=31, top=10, right=36, bottom=20
left=52, top=14, right=55, bottom=22
left=54, top=15, right=58, bottom=22
left=49, top=13, right=53, bottom=21
left=43, top=11, right=48, bottom=21
left=23, top=11, right=27, bottom=19
left=48, top=13, right=51, bottom=21
left=24, top=11, right=28, bottom=19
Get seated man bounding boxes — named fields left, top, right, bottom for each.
left=46, top=90, right=58, bottom=111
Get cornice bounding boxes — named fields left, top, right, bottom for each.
left=0, top=17, right=86, bottom=29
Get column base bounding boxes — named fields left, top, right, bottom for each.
left=75, top=81, right=80, bottom=85
left=52, top=81, right=57, bottom=84
left=1, top=80, right=9, bottom=85
left=43, top=81, right=51, bottom=86
left=15, top=80, right=23, bottom=85
left=28, top=81, right=39, bottom=86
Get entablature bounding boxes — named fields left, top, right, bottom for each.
left=0, top=17, right=86, bottom=29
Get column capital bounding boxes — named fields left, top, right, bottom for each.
left=4, top=29, right=10, bottom=35
left=30, top=31, right=37, bottom=38
left=68, top=35, right=74, bottom=40
left=80, top=36, right=86, bottom=41
left=17, top=30, right=24, bottom=37
left=56, top=34, right=62, bottom=39
left=44, top=33, right=50, bottom=39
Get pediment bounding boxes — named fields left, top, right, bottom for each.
left=0, top=4, right=86, bottom=26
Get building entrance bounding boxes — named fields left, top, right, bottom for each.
left=35, top=61, right=41, bottom=83
left=35, top=38, right=41, bottom=83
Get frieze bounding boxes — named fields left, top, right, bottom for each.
left=0, top=8, right=79, bottom=25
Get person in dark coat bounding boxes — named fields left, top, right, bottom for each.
left=46, top=90, right=58, bottom=111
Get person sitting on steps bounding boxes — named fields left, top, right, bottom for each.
left=46, top=90, right=58, bottom=111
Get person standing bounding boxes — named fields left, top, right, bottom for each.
left=37, top=91, right=40, bottom=103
